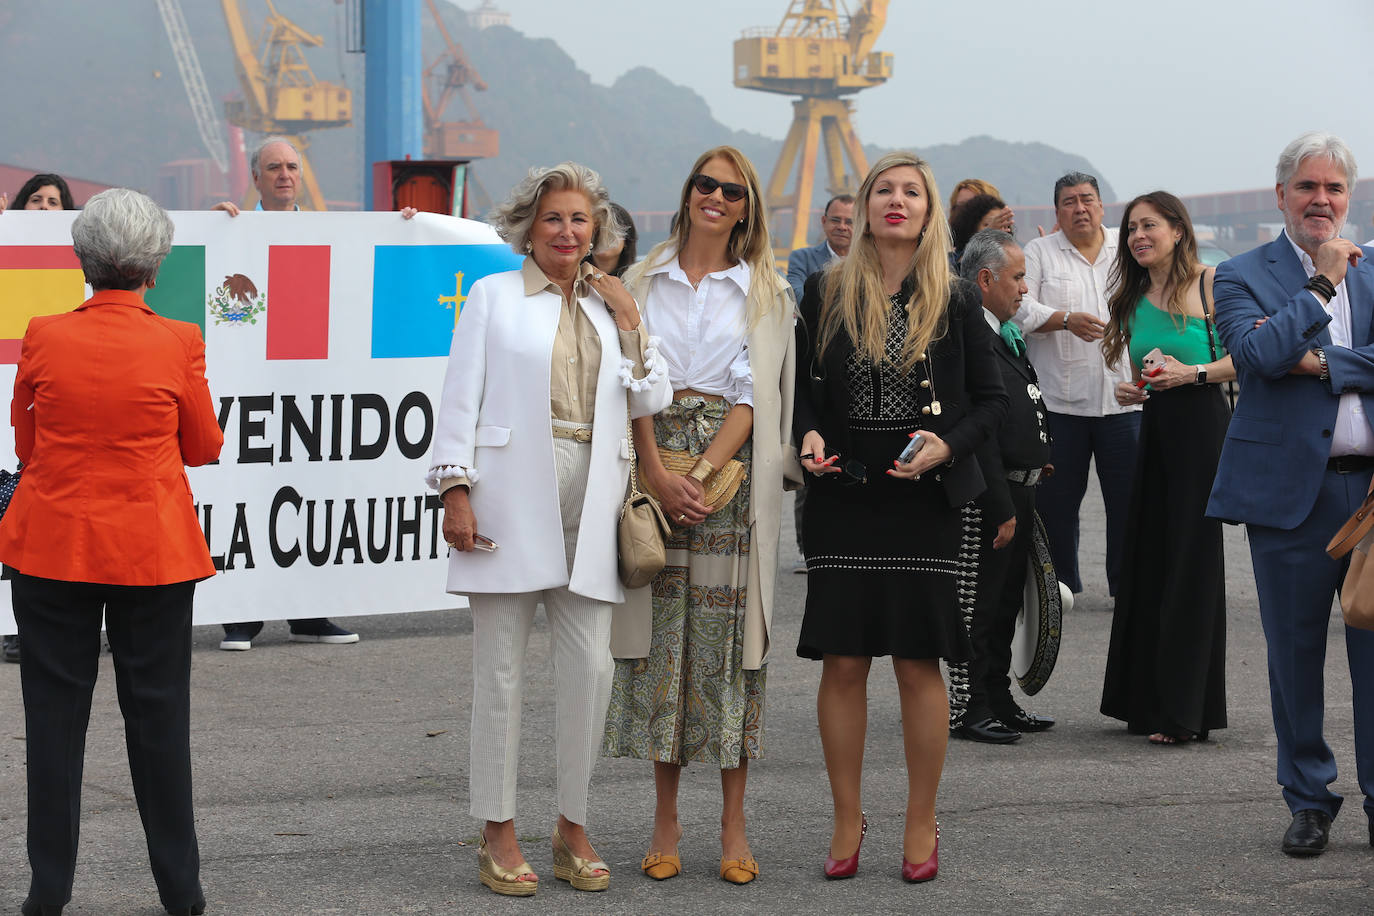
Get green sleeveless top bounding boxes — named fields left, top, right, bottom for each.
left=1126, top=296, right=1224, bottom=372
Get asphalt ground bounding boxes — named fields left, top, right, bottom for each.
left=3, top=480, right=1374, bottom=914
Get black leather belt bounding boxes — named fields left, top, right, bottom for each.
left=1327, top=455, right=1374, bottom=473
left=1006, top=468, right=1043, bottom=486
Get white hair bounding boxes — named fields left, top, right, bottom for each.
left=71, top=188, right=174, bottom=291
left=1276, top=131, right=1358, bottom=188
left=250, top=136, right=301, bottom=177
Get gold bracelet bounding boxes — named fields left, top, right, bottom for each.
left=688, top=457, right=714, bottom=482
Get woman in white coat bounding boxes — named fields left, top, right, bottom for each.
left=427, top=162, right=670, bottom=898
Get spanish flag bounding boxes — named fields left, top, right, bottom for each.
left=0, top=246, right=86, bottom=362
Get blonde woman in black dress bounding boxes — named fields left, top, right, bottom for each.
left=794, top=152, right=1007, bottom=883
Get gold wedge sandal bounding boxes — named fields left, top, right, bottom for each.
left=478, top=831, right=538, bottom=897
left=552, top=826, right=610, bottom=892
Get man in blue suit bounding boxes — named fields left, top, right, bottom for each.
left=1208, top=131, right=1374, bottom=857
left=786, top=194, right=853, bottom=305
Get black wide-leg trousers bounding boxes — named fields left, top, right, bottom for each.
left=13, top=572, right=202, bottom=910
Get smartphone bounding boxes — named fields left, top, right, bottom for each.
left=897, top=433, right=926, bottom=464
left=1136, top=347, right=1166, bottom=388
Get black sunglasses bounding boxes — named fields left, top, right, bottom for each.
left=835, top=458, right=867, bottom=486
left=691, top=173, right=748, bottom=203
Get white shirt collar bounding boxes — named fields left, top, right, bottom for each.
left=646, top=245, right=752, bottom=295
left=983, top=306, right=1001, bottom=334
left=1284, top=230, right=1318, bottom=274
left=825, top=242, right=843, bottom=261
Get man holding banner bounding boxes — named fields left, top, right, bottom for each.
left=213, top=137, right=359, bottom=650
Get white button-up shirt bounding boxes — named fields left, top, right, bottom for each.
left=1287, top=232, right=1374, bottom=456
left=641, top=252, right=755, bottom=406
left=1013, top=226, right=1138, bottom=417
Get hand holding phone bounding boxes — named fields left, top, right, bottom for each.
left=1136, top=347, right=1166, bottom=388
left=897, top=432, right=926, bottom=464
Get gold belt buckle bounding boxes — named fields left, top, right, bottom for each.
left=574, top=427, right=592, bottom=443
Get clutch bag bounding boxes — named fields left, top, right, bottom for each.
left=644, top=449, right=746, bottom=513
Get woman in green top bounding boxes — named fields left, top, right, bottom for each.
left=1099, top=191, right=1235, bottom=745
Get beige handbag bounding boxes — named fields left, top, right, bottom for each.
left=1325, top=475, right=1374, bottom=630
left=617, top=408, right=670, bottom=589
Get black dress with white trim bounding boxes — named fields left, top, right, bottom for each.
left=795, top=281, right=1006, bottom=661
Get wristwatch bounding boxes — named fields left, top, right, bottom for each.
left=1194, top=365, right=1207, bottom=385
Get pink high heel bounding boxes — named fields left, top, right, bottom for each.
left=824, top=812, right=867, bottom=879
left=901, top=821, right=939, bottom=883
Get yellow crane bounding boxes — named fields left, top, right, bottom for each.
left=221, top=0, right=353, bottom=210
left=422, top=0, right=499, bottom=160
left=734, top=0, right=892, bottom=255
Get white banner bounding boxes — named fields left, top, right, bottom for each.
left=0, top=211, right=524, bottom=633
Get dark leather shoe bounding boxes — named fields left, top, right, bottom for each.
left=995, top=704, right=1055, bottom=732
left=1281, top=809, right=1331, bottom=857
left=21, top=899, right=63, bottom=916
left=952, top=717, right=1021, bottom=744
left=165, top=903, right=205, bottom=916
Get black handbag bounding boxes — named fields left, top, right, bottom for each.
left=0, top=467, right=20, bottom=517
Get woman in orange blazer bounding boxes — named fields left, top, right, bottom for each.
left=0, top=188, right=222, bottom=916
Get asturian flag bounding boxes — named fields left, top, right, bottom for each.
left=0, top=211, right=523, bottom=633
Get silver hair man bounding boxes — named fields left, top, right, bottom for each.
left=959, top=229, right=1018, bottom=283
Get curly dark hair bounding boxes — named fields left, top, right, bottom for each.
left=949, top=192, right=1005, bottom=253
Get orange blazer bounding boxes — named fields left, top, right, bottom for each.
left=0, top=289, right=223, bottom=585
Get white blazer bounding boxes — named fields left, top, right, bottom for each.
left=427, top=266, right=671, bottom=604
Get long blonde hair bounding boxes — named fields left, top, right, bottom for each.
left=817, top=152, right=953, bottom=372
left=627, top=146, right=786, bottom=328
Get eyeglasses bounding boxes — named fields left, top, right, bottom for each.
left=835, top=458, right=867, bottom=486
left=691, top=173, right=748, bottom=203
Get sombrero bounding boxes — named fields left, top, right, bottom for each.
left=1012, top=510, right=1070, bottom=695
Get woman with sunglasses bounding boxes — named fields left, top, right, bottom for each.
left=603, top=146, right=798, bottom=886
left=794, top=152, right=1007, bottom=883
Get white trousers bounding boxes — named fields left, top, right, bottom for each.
left=467, top=435, right=613, bottom=825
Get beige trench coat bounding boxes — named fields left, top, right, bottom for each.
left=609, top=267, right=801, bottom=668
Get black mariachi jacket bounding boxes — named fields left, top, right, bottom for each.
left=973, top=315, right=1053, bottom=523
left=793, top=273, right=1009, bottom=508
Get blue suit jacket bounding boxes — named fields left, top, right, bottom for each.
left=786, top=240, right=834, bottom=305
left=1206, top=234, right=1374, bottom=529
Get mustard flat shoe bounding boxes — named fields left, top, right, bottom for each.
left=641, top=850, right=682, bottom=880
left=720, top=855, right=759, bottom=884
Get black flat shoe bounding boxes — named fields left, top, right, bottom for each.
left=952, top=717, right=1021, bottom=744
left=21, top=899, right=62, bottom=916
left=1281, top=809, right=1331, bottom=857
left=995, top=705, right=1055, bottom=732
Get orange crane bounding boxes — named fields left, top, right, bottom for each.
left=734, top=0, right=892, bottom=255
left=422, top=0, right=499, bottom=160
left=221, top=0, right=353, bottom=210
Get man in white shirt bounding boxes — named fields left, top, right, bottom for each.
left=1013, top=173, right=1140, bottom=596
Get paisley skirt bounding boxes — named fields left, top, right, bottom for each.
left=602, top=397, right=765, bottom=768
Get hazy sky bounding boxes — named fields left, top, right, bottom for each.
left=458, top=0, right=1374, bottom=201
